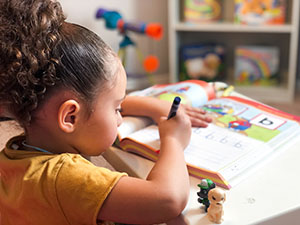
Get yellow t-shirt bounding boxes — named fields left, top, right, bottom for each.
left=0, top=136, right=127, bottom=225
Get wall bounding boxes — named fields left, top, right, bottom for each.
left=58, top=0, right=169, bottom=88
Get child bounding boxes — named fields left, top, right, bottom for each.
left=0, top=0, right=212, bottom=224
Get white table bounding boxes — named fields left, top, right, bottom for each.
left=103, top=137, right=300, bottom=225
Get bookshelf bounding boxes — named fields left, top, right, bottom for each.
left=168, top=0, right=300, bottom=103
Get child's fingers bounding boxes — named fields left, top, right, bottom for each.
left=176, top=104, right=212, bottom=127
left=185, top=108, right=211, bottom=119
left=186, top=109, right=212, bottom=121
left=182, top=105, right=212, bottom=127
left=190, top=117, right=209, bottom=128
left=183, top=105, right=207, bottom=115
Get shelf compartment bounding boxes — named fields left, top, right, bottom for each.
left=169, top=0, right=299, bottom=103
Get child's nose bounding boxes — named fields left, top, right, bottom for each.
left=117, top=114, right=123, bottom=127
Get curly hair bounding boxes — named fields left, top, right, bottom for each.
left=0, top=0, right=117, bottom=126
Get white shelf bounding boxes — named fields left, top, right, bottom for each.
left=174, top=22, right=293, bottom=33
left=168, top=0, right=299, bottom=103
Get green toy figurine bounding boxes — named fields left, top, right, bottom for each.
left=197, top=178, right=216, bottom=212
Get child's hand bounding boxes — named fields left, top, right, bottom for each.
left=158, top=109, right=191, bottom=150
left=181, top=104, right=212, bottom=128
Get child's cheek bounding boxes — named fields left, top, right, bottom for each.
left=106, top=126, right=119, bottom=148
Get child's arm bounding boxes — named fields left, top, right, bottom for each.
left=121, top=95, right=212, bottom=127
left=98, top=109, right=191, bottom=224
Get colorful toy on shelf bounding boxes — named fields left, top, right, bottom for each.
left=96, top=9, right=162, bottom=40
left=207, top=188, right=226, bottom=224
left=197, top=178, right=216, bottom=212
left=96, top=8, right=163, bottom=84
left=180, top=44, right=225, bottom=82
left=234, top=0, right=286, bottom=25
left=234, top=45, right=280, bottom=86
left=184, top=0, right=222, bottom=23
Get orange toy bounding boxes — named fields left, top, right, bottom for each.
left=143, top=55, right=159, bottom=73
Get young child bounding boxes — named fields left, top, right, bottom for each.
left=0, top=0, right=212, bottom=224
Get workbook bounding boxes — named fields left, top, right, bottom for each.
left=117, top=80, right=300, bottom=189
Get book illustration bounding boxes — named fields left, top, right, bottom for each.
left=234, top=0, right=286, bottom=25
left=184, top=0, right=222, bottom=23
left=180, top=44, right=225, bottom=82
left=203, top=98, right=291, bottom=142
left=234, top=46, right=279, bottom=86
left=151, top=86, right=192, bottom=106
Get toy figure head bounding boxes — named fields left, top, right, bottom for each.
left=197, top=178, right=216, bottom=198
left=208, top=188, right=226, bottom=206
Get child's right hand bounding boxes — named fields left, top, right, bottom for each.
left=99, top=108, right=191, bottom=224
left=158, top=109, right=192, bottom=151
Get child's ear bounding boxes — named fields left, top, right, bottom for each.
left=57, top=100, right=81, bottom=133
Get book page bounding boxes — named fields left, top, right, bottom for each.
left=184, top=125, right=267, bottom=172
left=125, top=124, right=269, bottom=181
left=124, top=96, right=300, bottom=183
left=125, top=125, right=161, bottom=150
left=203, top=97, right=300, bottom=146
left=118, top=116, right=152, bottom=140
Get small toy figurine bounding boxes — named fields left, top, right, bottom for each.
left=197, top=178, right=216, bottom=212
left=207, top=187, right=226, bottom=224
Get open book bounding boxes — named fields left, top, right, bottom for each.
left=117, top=80, right=300, bottom=189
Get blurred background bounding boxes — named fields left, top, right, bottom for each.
left=59, top=0, right=169, bottom=89
left=58, top=0, right=300, bottom=115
